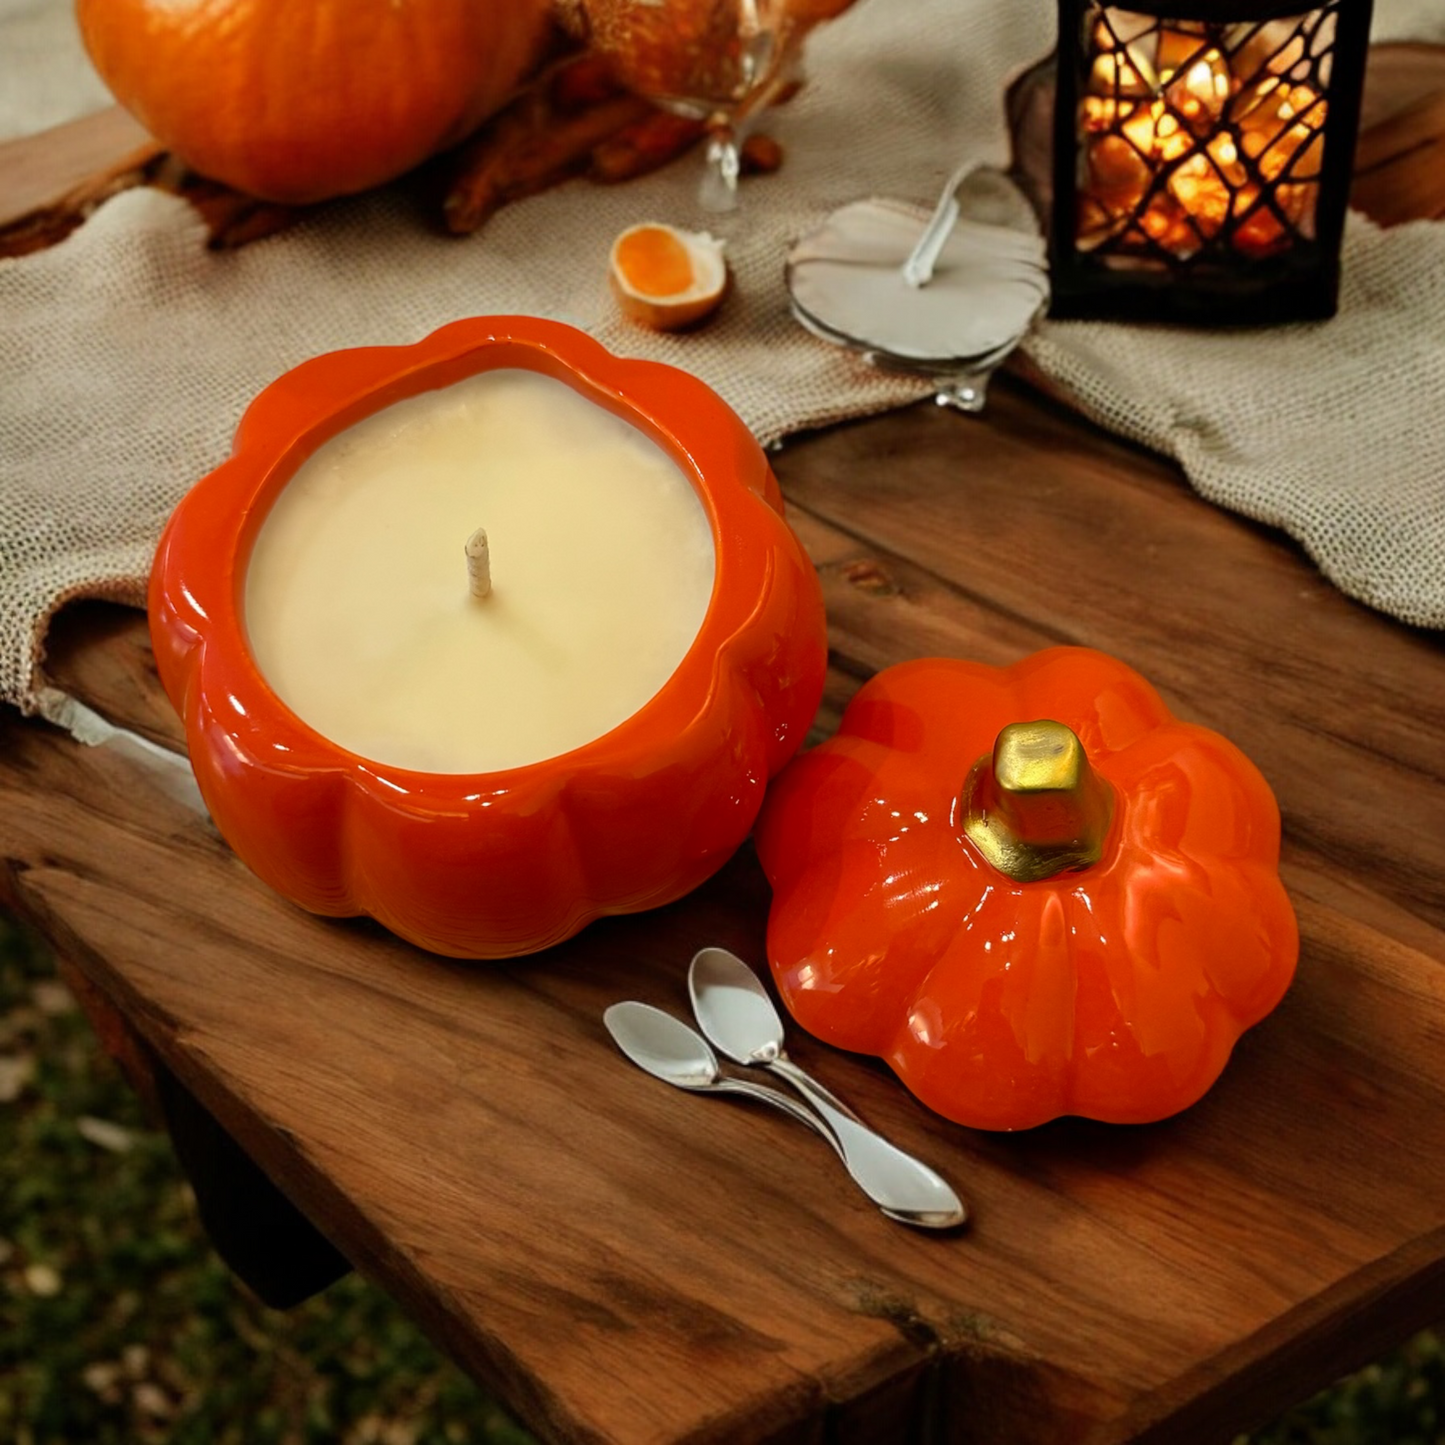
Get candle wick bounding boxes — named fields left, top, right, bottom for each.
left=466, top=527, right=491, bottom=599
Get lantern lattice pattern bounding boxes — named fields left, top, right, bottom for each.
left=1048, top=0, right=1372, bottom=323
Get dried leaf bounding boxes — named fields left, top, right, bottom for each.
left=23, top=1262, right=61, bottom=1296
left=30, top=979, right=75, bottom=1016
left=0, top=1053, right=35, bottom=1102
left=77, top=1115, right=135, bottom=1153
left=82, top=1362, right=123, bottom=1399
left=132, top=1381, right=173, bottom=1419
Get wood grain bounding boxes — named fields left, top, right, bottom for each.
left=0, top=106, right=152, bottom=234
left=1352, top=85, right=1445, bottom=224
left=5, top=41, right=1445, bottom=1445
left=777, top=396, right=1445, bottom=938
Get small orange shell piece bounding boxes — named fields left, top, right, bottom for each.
left=609, top=223, right=728, bottom=331
left=615, top=226, right=695, bottom=295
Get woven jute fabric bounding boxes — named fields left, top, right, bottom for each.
left=2, top=0, right=1443, bottom=715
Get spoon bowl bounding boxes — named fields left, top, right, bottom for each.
left=605, top=1000, right=722, bottom=1090
left=604, top=1000, right=842, bottom=1139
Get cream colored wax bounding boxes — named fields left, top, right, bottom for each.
left=245, top=369, right=716, bottom=773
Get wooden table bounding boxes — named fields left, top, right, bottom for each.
left=3, top=47, right=1444, bottom=1445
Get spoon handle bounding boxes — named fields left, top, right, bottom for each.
left=715, top=1077, right=847, bottom=1162
left=767, top=1062, right=967, bottom=1228
left=720, top=1079, right=964, bottom=1229
left=769, top=1055, right=862, bottom=1122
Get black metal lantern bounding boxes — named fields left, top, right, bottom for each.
left=1049, top=0, right=1373, bottom=324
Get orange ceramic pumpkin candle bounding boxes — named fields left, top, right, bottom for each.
left=149, top=318, right=827, bottom=958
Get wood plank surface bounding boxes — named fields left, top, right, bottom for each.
left=0, top=106, right=158, bottom=255
left=0, top=105, right=152, bottom=229
left=4, top=41, right=1445, bottom=1445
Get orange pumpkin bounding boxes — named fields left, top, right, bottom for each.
left=77, top=0, right=555, bottom=204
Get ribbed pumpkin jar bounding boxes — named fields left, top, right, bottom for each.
left=150, top=317, right=828, bottom=958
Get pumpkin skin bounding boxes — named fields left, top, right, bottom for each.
left=753, top=648, right=1298, bottom=1130
left=149, top=317, right=827, bottom=958
left=77, top=0, right=554, bottom=203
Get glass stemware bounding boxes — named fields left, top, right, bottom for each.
left=580, top=0, right=819, bottom=211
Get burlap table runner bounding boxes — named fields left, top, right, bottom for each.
left=3, top=0, right=1443, bottom=717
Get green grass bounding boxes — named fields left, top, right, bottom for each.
left=2, top=910, right=1441, bottom=1444
left=1240, top=1334, right=1444, bottom=1445
left=0, top=913, right=534, bottom=1445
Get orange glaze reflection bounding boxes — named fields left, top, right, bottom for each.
left=754, top=647, right=1297, bottom=1130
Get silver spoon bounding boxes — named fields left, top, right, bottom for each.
left=688, top=948, right=967, bottom=1229
left=603, top=1001, right=957, bottom=1229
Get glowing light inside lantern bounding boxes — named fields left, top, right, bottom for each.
left=1076, top=9, right=1332, bottom=263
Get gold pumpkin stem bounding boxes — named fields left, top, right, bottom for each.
left=961, top=720, right=1115, bottom=883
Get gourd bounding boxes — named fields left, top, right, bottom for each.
left=77, top=0, right=555, bottom=203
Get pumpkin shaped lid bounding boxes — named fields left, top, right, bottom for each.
left=754, top=647, right=1299, bottom=1131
